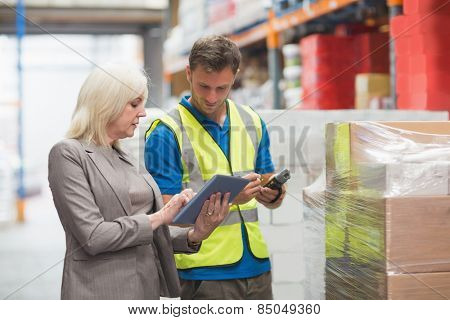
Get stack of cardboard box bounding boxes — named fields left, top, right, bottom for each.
left=305, top=121, right=450, bottom=299
left=300, top=33, right=389, bottom=110
left=354, top=33, right=390, bottom=74
left=300, top=34, right=356, bottom=110
left=355, top=73, right=390, bottom=109
left=391, top=0, right=450, bottom=111
left=207, top=0, right=236, bottom=27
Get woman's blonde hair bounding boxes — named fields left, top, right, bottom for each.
left=67, top=64, right=149, bottom=147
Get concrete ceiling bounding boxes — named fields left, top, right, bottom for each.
left=0, top=2, right=166, bottom=34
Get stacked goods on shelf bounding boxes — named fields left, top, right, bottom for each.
left=355, top=73, right=390, bottom=109
left=207, top=0, right=236, bottom=34
left=300, top=34, right=356, bottom=109
left=334, top=22, right=379, bottom=36
left=354, top=32, right=390, bottom=73
left=233, top=0, right=267, bottom=32
left=391, top=0, right=450, bottom=111
left=304, top=121, right=450, bottom=299
left=273, top=0, right=319, bottom=16
left=282, top=43, right=302, bottom=108
left=273, top=0, right=293, bottom=16
left=165, top=0, right=267, bottom=64
left=178, top=0, right=208, bottom=53
left=300, top=32, right=389, bottom=110
left=207, top=0, right=267, bottom=34
left=231, top=56, right=271, bottom=109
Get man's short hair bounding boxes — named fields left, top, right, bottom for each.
left=189, top=35, right=241, bottom=74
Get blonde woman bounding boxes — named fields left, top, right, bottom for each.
left=48, top=64, right=230, bottom=300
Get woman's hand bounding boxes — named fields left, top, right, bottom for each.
left=232, top=173, right=262, bottom=205
left=151, top=189, right=195, bottom=229
left=188, top=192, right=231, bottom=244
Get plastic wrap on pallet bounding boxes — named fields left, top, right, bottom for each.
left=303, top=171, right=326, bottom=299
left=303, top=121, right=450, bottom=299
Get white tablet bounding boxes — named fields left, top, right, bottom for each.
left=172, top=174, right=249, bottom=225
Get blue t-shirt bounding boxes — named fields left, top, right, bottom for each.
left=144, top=97, right=275, bottom=280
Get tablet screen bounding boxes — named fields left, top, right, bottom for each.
left=172, top=175, right=249, bottom=224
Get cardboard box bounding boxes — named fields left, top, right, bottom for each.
left=387, top=272, right=450, bottom=300
left=349, top=122, right=450, bottom=162
left=408, top=34, right=450, bottom=55
left=326, top=122, right=450, bottom=186
left=300, top=34, right=355, bottom=55
left=325, top=195, right=450, bottom=299
left=355, top=94, right=379, bottom=110
left=398, top=93, right=450, bottom=111
left=394, top=34, right=409, bottom=56
left=326, top=259, right=386, bottom=299
left=325, top=122, right=450, bottom=298
left=325, top=195, right=450, bottom=272
left=327, top=268, right=450, bottom=299
left=385, top=196, right=450, bottom=273
left=404, top=0, right=450, bottom=16
left=355, top=73, right=390, bottom=109
left=396, top=73, right=409, bottom=93
left=396, top=57, right=410, bottom=74
left=302, top=72, right=355, bottom=88
left=409, top=91, right=450, bottom=110
left=390, top=15, right=407, bottom=37
left=395, top=34, right=450, bottom=56
left=356, top=162, right=449, bottom=197
left=409, top=54, right=450, bottom=73
left=397, top=94, right=411, bottom=109
left=391, top=14, right=450, bottom=37
left=354, top=33, right=390, bottom=73
left=355, top=73, right=390, bottom=95
left=410, top=72, right=450, bottom=92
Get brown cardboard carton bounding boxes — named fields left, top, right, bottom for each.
left=355, top=73, right=390, bottom=109
left=324, top=195, right=450, bottom=299
left=385, top=196, right=450, bottom=273
left=326, top=260, right=386, bottom=300
left=387, top=272, right=450, bottom=300
left=355, top=73, right=390, bottom=94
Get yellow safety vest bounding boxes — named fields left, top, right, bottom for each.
left=145, top=99, right=270, bottom=269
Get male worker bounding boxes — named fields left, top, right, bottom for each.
left=144, top=35, right=286, bottom=300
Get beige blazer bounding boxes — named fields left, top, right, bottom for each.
left=48, top=139, right=195, bottom=300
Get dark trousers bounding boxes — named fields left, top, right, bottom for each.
left=180, top=271, right=273, bottom=300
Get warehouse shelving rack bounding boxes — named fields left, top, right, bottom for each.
left=164, top=0, right=399, bottom=109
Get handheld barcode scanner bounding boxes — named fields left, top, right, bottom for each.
left=264, top=169, right=291, bottom=203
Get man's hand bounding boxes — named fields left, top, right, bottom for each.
left=256, top=174, right=286, bottom=209
left=232, top=173, right=262, bottom=205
